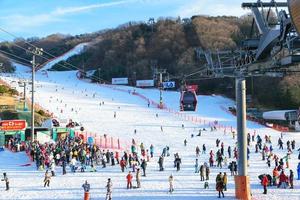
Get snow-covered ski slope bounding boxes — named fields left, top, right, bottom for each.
left=1, top=51, right=300, bottom=200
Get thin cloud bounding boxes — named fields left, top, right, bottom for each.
left=1, top=0, right=137, bottom=31
left=53, top=0, right=136, bottom=16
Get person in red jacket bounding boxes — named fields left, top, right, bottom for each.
left=126, top=171, right=133, bottom=189
left=115, top=152, right=119, bottom=164
left=262, top=174, right=269, bottom=194
left=120, top=158, right=126, bottom=172
left=278, top=170, right=288, bottom=188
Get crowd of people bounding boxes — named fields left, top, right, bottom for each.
left=2, top=119, right=300, bottom=199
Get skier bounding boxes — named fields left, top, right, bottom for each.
left=169, top=174, right=174, bottom=193
left=126, top=171, right=133, bottom=189
left=136, top=168, right=141, bottom=188
left=105, top=178, right=112, bottom=200
left=1, top=173, right=9, bottom=191
left=262, top=174, right=269, bottom=194
left=43, top=170, right=51, bottom=187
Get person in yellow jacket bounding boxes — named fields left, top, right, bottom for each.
left=223, top=172, right=228, bottom=191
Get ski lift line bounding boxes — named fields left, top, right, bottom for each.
left=0, top=49, right=33, bottom=64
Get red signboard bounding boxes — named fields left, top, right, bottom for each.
left=0, top=120, right=27, bottom=131
left=186, top=85, right=198, bottom=92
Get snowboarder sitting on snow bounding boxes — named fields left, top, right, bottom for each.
left=1, top=173, right=9, bottom=191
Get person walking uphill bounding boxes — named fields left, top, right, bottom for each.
left=126, top=171, right=133, bottom=189
left=216, top=172, right=224, bottom=198
left=1, top=173, right=9, bottom=191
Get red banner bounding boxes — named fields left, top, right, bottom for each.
left=0, top=120, right=27, bottom=131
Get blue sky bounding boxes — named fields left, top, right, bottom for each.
left=0, top=0, right=255, bottom=41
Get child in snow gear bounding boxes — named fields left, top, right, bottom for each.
left=43, top=170, right=51, bottom=187
left=1, top=173, right=9, bottom=191
left=169, top=174, right=174, bottom=193
left=106, top=178, right=112, bottom=200
left=126, top=171, right=133, bottom=189
left=204, top=181, right=209, bottom=189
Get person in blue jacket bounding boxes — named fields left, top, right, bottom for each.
left=297, top=162, right=300, bottom=180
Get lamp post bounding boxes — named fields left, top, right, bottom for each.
left=28, top=47, right=43, bottom=142
left=98, top=68, right=101, bottom=83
